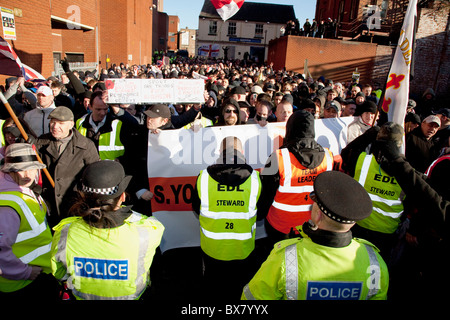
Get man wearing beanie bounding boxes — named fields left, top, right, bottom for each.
left=242, top=171, right=389, bottom=300
left=347, top=100, right=379, bottom=143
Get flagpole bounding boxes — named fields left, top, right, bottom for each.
left=0, top=91, right=55, bottom=187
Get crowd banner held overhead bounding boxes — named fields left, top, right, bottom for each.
left=211, top=0, right=245, bottom=21
left=105, top=78, right=205, bottom=104
left=147, top=118, right=353, bottom=253
left=198, top=44, right=220, bottom=57
left=381, top=0, right=417, bottom=127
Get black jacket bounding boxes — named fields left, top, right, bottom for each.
left=405, top=126, right=440, bottom=173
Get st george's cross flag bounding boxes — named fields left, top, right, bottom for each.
left=381, top=0, right=417, bottom=127
left=211, top=0, right=244, bottom=21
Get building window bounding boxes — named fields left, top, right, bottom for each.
left=209, top=20, right=217, bottom=35
left=255, top=24, right=264, bottom=37
left=228, top=22, right=236, bottom=36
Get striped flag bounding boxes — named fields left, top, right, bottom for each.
left=0, top=36, right=45, bottom=80
left=381, top=0, right=417, bottom=126
left=0, top=36, right=23, bottom=77
left=22, top=63, right=45, bottom=80
left=211, top=0, right=244, bottom=21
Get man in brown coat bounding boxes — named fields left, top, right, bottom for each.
left=33, top=107, right=100, bottom=227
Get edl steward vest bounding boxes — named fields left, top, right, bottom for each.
left=354, top=152, right=405, bottom=234
left=242, top=237, right=389, bottom=300
left=76, top=115, right=125, bottom=160
left=0, top=191, right=52, bottom=293
left=197, top=169, right=261, bottom=261
left=51, top=212, right=164, bottom=300
left=267, top=147, right=333, bottom=234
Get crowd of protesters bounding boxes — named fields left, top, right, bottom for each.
left=0, top=54, right=449, bottom=301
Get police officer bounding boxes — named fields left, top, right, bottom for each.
left=0, top=143, right=59, bottom=299
left=258, top=110, right=334, bottom=246
left=242, top=171, right=389, bottom=300
left=192, top=136, right=263, bottom=300
left=50, top=160, right=164, bottom=300
left=341, top=122, right=406, bottom=263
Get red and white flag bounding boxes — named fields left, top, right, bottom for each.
left=381, top=0, right=417, bottom=126
left=0, top=36, right=45, bottom=80
left=211, top=0, right=244, bottom=21
left=0, top=36, right=23, bottom=77
left=22, top=63, right=45, bottom=80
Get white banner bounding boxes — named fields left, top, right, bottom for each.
left=147, top=118, right=353, bottom=253
left=1, top=7, right=16, bottom=40
left=105, top=79, right=205, bottom=104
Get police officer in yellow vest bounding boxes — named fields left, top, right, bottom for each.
left=258, top=109, right=334, bottom=246
left=75, top=90, right=138, bottom=161
left=342, top=122, right=406, bottom=264
left=0, top=143, right=60, bottom=299
left=242, top=171, right=389, bottom=300
left=50, top=160, right=164, bottom=300
left=192, top=136, right=263, bottom=300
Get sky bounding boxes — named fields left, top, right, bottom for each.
left=163, top=0, right=316, bottom=30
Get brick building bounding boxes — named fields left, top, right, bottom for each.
left=0, top=0, right=170, bottom=83
left=168, top=15, right=180, bottom=51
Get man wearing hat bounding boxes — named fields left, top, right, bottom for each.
left=121, top=104, right=175, bottom=214
left=0, top=143, right=59, bottom=298
left=50, top=160, right=164, bottom=300
left=347, top=100, right=379, bottom=143
left=32, top=107, right=100, bottom=228
left=405, top=114, right=441, bottom=172
left=342, top=122, right=407, bottom=263
left=242, top=171, right=389, bottom=300
left=433, top=108, right=450, bottom=151
left=322, top=100, right=341, bottom=118
left=23, top=85, right=56, bottom=137
left=404, top=112, right=421, bottom=134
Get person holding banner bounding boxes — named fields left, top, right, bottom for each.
left=258, top=110, right=334, bottom=246
left=191, top=136, right=263, bottom=300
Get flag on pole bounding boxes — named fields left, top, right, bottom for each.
left=211, top=0, right=244, bottom=21
left=381, top=0, right=417, bottom=126
left=0, top=36, right=45, bottom=80
left=304, top=59, right=312, bottom=79
left=0, top=36, right=23, bottom=77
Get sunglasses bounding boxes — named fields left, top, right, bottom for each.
left=225, top=109, right=237, bottom=114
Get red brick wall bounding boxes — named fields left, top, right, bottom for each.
left=0, top=0, right=53, bottom=81
left=268, top=35, right=378, bottom=84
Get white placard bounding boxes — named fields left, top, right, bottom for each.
left=105, top=78, right=205, bottom=104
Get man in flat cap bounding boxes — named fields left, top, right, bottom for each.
left=33, top=107, right=100, bottom=227
left=0, top=143, right=59, bottom=299
left=242, top=170, right=389, bottom=300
